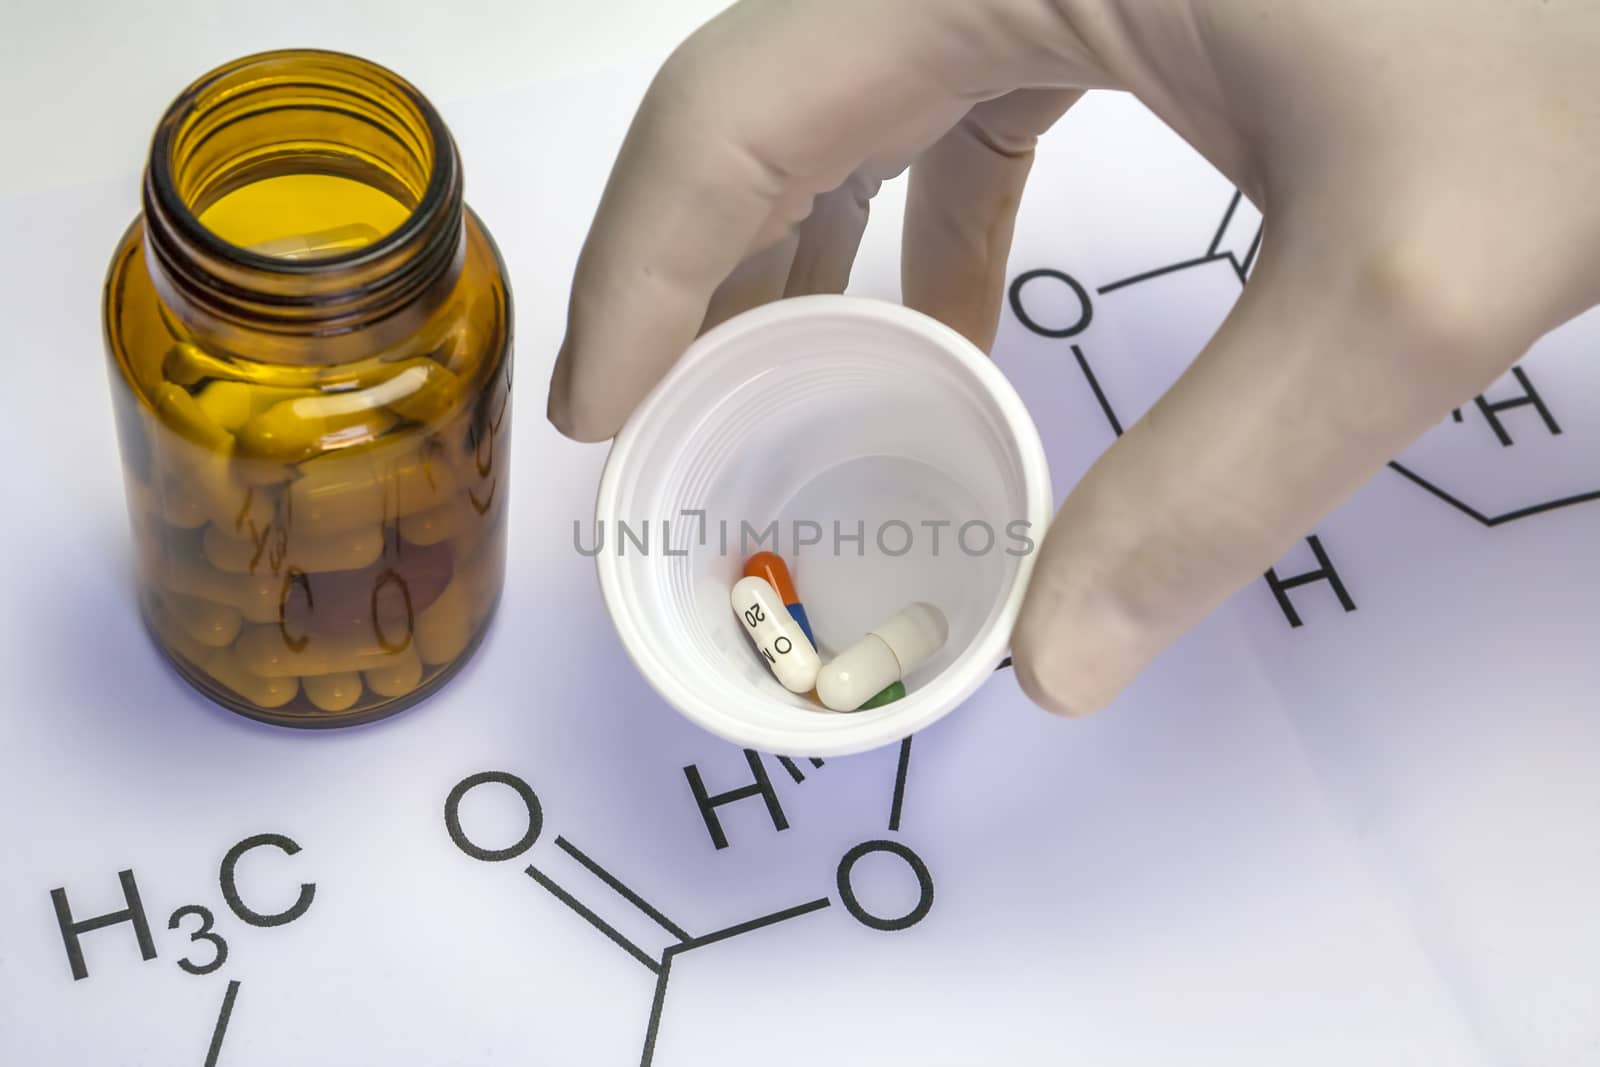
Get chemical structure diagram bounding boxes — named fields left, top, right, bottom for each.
left=36, top=191, right=1597, bottom=1067
left=1005, top=189, right=1600, bottom=629
left=42, top=743, right=928, bottom=1067
left=44, top=834, right=315, bottom=1066
left=442, top=741, right=929, bottom=1067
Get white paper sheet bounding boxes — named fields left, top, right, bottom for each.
left=1, top=68, right=1595, bottom=1067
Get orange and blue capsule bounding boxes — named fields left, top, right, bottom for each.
left=743, top=552, right=814, bottom=646
left=742, top=551, right=908, bottom=711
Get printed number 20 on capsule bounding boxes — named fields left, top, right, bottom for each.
left=731, top=576, right=821, bottom=693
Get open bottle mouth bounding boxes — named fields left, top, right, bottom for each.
left=142, top=48, right=464, bottom=348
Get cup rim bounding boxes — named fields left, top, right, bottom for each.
left=595, top=294, right=1053, bottom=757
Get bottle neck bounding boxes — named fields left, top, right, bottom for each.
left=141, top=50, right=465, bottom=364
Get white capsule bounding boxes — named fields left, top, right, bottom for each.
left=732, top=575, right=821, bottom=694
left=816, top=602, right=948, bottom=712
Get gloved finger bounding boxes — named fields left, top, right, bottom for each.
left=547, top=20, right=947, bottom=442
left=545, top=59, right=788, bottom=442
left=784, top=172, right=881, bottom=298
left=705, top=164, right=894, bottom=329
left=1009, top=231, right=1535, bottom=715
left=903, top=88, right=1082, bottom=351
left=700, top=231, right=801, bottom=334
left=547, top=0, right=1082, bottom=442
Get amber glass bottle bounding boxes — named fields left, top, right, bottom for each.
left=103, top=50, right=512, bottom=727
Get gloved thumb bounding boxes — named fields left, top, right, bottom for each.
left=1009, top=229, right=1537, bottom=714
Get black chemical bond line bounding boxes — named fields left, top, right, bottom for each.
left=639, top=897, right=833, bottom=1067
left=525, top=863, right=663, bottom=974
left=888, top=736, right=913, bottom=833
left=444, top=765, right=935, bottom=1067
left=1008, top=190, right=1600, bottom=532
left=1096, top=253, right=1223, bottom=295
left=1385, top=461, right=1600, bottom=526
left=204, top=980, right=240, bottom=1067
left=1072, top=344, right=1125, bottom=437
left=775, top=755, right=826, bottom=784
left=1096, top=190, right=1263, bottom=295
left=554, top=836, right=692, bottom=943
left=1208, top=190, right=1265, bottom=282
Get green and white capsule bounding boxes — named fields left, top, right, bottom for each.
left=817, top=603, right=947, bottom=712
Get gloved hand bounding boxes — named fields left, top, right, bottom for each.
left=547, top=0, right=1600, bottom=715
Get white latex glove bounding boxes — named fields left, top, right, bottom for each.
left=548, top=0, right=1600, bottom=715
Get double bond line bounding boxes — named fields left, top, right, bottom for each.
left=525, top=836, right=694, bottom=974
left=553, top=837, right=691, bottom=943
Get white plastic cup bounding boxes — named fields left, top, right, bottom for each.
left=595, top=295, right=1052, bottom=757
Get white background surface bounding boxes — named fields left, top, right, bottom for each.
left=2, top=4, right=1597, bottom=1066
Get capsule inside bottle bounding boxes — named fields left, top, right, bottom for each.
left=103, top=50, right=514, bottom=727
